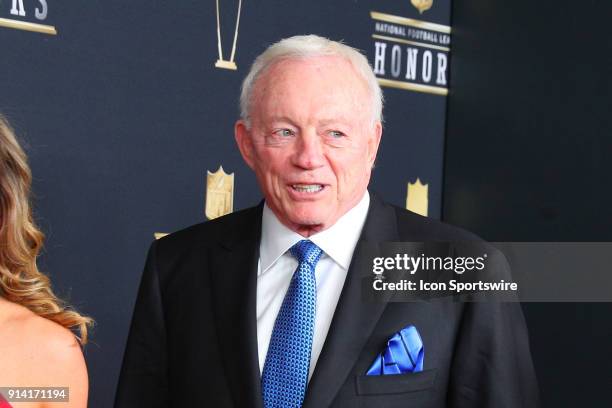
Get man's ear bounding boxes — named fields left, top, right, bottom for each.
left=235, top=120, right=256, bottom=170
left=367, top=121, right=383, bottom=166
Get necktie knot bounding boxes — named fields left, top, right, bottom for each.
left=289, top=240, right=323, bottom=266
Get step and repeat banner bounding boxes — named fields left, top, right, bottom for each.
left=0, top=1, right=451, bottom=406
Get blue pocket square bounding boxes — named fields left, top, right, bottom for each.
left=366, top=325, right=424, bottom=375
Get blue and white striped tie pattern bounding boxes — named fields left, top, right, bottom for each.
left=261, top=240, right=323, bottom=408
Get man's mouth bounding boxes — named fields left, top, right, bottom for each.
left=291, top=184, right=324, bottom=193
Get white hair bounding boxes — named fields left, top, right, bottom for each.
left=239, top=34, right=384, bottom=127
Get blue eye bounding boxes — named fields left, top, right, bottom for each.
left=329, top=130, right=345, bottom=138
left=275, top=129, right=294, bottom=137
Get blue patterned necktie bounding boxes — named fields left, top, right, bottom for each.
left=261, top=240, right=323, bottom=408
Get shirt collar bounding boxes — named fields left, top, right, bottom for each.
left=259, top=191, right=370, bottom=275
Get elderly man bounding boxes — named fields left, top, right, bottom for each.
left=115, top=35, right=538, bottom=407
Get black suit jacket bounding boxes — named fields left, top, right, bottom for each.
left=115, top=194, right=539, bottom=407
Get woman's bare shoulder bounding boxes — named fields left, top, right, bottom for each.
left=1, top=298, right=78, bottom=354
left=0, top=299, right=88, bottom=407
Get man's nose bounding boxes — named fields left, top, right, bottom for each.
left=292, top=130, right=325, bottom=170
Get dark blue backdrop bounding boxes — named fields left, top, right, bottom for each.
left=0, top=1, right=451, bottom=406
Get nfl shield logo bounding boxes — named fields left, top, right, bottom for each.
left=411, top=0, right=433, bottom=14
left=205, top=166, right=234, bottom=220
left=406, top=178, right=429, bottom=216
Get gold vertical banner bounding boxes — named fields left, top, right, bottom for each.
left=205, top=166, right=235, bottom=220
left=406, top=178, right=429, bottom=216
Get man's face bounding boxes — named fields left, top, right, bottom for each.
left=235, top=56, right=382, bottom=236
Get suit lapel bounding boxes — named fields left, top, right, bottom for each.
left=303, top=194, right=399, bottom=408
left=210, top=205, right=264, bottom=408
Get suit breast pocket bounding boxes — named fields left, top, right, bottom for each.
left=355, top=369, right=437, bottom=396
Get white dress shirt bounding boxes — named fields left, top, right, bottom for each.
left=256, top=192, right=370, bottom=380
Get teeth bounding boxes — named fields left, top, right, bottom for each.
left=292, top=184, right=323, bottom=193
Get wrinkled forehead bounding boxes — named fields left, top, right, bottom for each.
left=256, top=55, right=369, bottom=92
left=250, top=56, right=373, bottom=122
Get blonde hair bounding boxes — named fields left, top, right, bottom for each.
left=240, top=34, right=384, bottom=127
left=0, top=115, right=93, bottom=344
